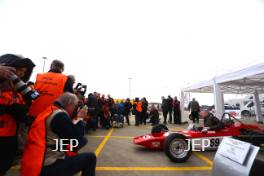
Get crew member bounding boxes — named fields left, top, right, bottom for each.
left=201, top=111, right=224, bottom=132
left=149, top=104, right=159, bottom=126
left=134, top=98, right=142, bottom=126
left=188, top=98, right=200, bottom=123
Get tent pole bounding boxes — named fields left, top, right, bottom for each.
left=180, top=91, right=185, bottom=122
left=253, top=91, right=263, bottom=123
left=213, top=80, right=224, bottom=119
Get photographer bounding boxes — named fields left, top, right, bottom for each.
left=21, top=93, right=96, bottom=176
left=0, top=65, right=16, bottom=80
left=74, top=83, right=93, bottom=130
left=86, top=93, right=98, bottom=131
left=0, top=54, right=35, bottom=175
left=29, top=60, right=74, bottom=118
left=74, top=83, right=87, bottom=101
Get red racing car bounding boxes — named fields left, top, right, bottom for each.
left=133, top=113, right=264, bottom=162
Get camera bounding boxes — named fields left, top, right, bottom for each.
left=75, top=83, right=87, bottom=96
left=10, top=74, right=40, bottom=100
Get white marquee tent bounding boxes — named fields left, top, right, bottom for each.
left=180, top=63, right=264, bottom=122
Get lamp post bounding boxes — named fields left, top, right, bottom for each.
left=164, top=86, right=167, bottom=96
left=128, top=77, right=132, bottom=99
left=42, top=57, right=47, bottom=72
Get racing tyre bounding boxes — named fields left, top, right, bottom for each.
left=164, top=133, right=192, bottom=163
left=241, top=110, right=251, bottom=117
left=151, top=124, right=169, bottom=134
left=188, top=114, right=193, bottom=120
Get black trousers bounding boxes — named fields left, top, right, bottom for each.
left=162, top=110, right=168, bottom=124
left=168, top=109, right=172, bottom=123
left=173, top=110, right=181, bottom=124
left=150, top=115, right=159, bottom=125
left=0, top=137, right=17, bottom=175
left=124, top=112, right=130, bottom=125
left=141, top=111, right=147, bottom=125
left=41, top=153, right=96, bottom=176
left=135, top=112, right=141, bottom=126
left=191, top=111, right=199, bottom=123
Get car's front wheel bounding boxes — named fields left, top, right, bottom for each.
left=164, top=133, right=192, bottom=162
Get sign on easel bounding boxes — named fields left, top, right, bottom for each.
left=212, top=137, right=259, bottom=176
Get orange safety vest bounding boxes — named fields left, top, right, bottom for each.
left=136, top=102, right=142, bottom=112
left=21, top=105, right=59, bottom=176
left=29, top=72, right=67, bottom=117
left=0, top=91, right=24, bottom=137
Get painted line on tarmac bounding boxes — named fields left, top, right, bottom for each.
left=109, top=136, right=133, bottom=139
left=11, top=165, right=212, bottom=172
left=88, top=135, right=133, bottom=139
left=193, top=152, right=213, bottom=166
left=96, top=166, right=212, bottom=171
left=95, top=128, right=114, bottom=157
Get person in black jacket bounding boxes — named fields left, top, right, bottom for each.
left=85, top=93, right=98, bottom=131
left=167, top=95, right=173, bottom=124
left=149, top=104, right=159, bottom=126
left=161, top=96, right=168, bottom=124
left=201, top=111, right=224, bottom=132
left=0, top=54, right=35, bottom=175
left=173, top=96, right=181, bottom=124
left=188, top=98, right=200, bottom=123
left=141, top=97, right=148, bottom=125
left=124, top=98, right=132, bottom=125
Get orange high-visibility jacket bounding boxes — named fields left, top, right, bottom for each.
left=21, top=105, right=59, bottom=176
left=0, top=91, right=24, bottom=137
left=135, top=102, right=142, bottom=112
left=29, top=72, right=67, bottom=117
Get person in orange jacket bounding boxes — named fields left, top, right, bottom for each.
left=21, top=92, right=96, bottom=176
left=29, top=60, right=74, bottom=118
left=0, top=54, right=35, bottom=175
left=134, top=98, right=142, bottom=126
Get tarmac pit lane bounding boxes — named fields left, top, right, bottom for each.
left=88, top=125, right=214, bottom=176
left=7, top=124, right=215, bottom=176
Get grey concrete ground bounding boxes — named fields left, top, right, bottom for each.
left=5, top=114, right=264, bottom=176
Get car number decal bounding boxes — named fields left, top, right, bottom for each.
left=209, top=138, right=221, bottom=147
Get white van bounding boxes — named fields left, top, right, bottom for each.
left=240, top=101, right=264, bottom=116
left=210, top=104, right=240, bottom=118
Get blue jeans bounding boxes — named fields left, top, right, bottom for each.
left=41, top=152, right=96, bottom=176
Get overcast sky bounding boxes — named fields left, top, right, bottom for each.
left=1, top=0, right=264, bottom=104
